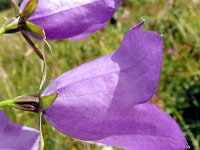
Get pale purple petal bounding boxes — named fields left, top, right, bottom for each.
left=0, top=111, right=40, bottom=150
left=95, top=103, right=188, bottom=150
left=45, top=103, right=188, bottom=150
left=44, top=21, right=162, bottom=107
left=70, top=22, right=107, bottom=40
left=0, top=110, right=8, bottom=130
left=20, top=0, right=121, bottom=40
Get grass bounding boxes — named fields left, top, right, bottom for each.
left=0, top=0, right=200, bottom=149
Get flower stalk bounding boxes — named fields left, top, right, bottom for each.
left=0, top=92, right=57, bottom=112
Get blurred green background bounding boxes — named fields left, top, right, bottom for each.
left=0, top=0, right=199, bottom=149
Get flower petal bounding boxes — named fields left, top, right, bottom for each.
left=0, top=110, right=8, bottom=130
left=94, top=103, right=188, bottom=150
left=44, top=102, right=188, bottom=150
left=20, top=0, right=121, bottom=40
left=0, top=111, right=40, bottom=150
left=44, top=21, right=162, bottom=106
left=70, top=22, right=107, bottom=41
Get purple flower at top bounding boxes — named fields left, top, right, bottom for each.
left=0, top=110, right=40, bottom=150
left=20, top=0, right=121, bottom=40
left=42, top=21, right=188, bottom=149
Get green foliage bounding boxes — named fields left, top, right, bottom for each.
left=0, top=0, right=200, bottom=149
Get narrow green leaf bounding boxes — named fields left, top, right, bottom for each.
left=21, top=0, right=38, bottom=18
left=39, top=40, right=54, bottom=93
left=2, top=17, right=8, bottom=21
left=40, top=92, right=58, bottom=110
left=11, top=0, right=21, bottom=17
left=2, top=17, right=16, bottom=27
left=0, top=18, right=19, bottom=35
left=25, top=21, right=46, bottom=38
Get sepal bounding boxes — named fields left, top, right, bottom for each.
left=11, top=0, right=21, bottom=17
left=21, top=0, right=38, bottom=19
left=0, top=18, right=19, bottom=35
left=25, top=21, right=46, bottom=39
left=40, top=92, right=58, bottom=111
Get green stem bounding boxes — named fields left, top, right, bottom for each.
left=39, top=112, right=44, bottom=150
left=0, top=99, right=16, bottom=107
left=21, top=30, right=44, bottom=60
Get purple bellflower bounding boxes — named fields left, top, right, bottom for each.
left=0, top=110, right=40, bottom=150
left=20, top=0, right=121, bottom=40
left=41, top=22, right=188, bottom=150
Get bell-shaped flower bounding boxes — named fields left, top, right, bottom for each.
left=42, top=22, right=188, bottom=149
left=20, top=0, right=121, bottom=40
left=0, top=110, right=40, bottom=150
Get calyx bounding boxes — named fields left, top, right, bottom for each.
left=0, top=92, right=58, bottom=112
